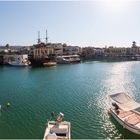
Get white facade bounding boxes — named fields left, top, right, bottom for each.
left=50, top=43, right=63, bottom=56
left=63, top=46, right=80, bottom=55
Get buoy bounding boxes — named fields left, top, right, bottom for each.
left=6, top=102, right=11, bottom=107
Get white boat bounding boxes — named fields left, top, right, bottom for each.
left=109, top=92, right=140, bottom=135
left=56, top=55, right=81, bottom=64
left=56, top=56, right=70, bottom=64
left=4, top=54, right=30, bottom=66
left=8, top=60, right=29, bottom=66
left=43, top=113, right=71, bottom=140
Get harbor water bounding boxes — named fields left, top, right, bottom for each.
left=0, top=61, right=140, bottom=138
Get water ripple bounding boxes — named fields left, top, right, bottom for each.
left=0, top=62, right=140, bottom=138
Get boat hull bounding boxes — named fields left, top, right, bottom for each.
left=8, top=62, right=28, bottom=67
left=43, top=121, right=71, bottom=140
left=43, top=62, right=57, bottom=67
left=110, top=109, right=140, bottom=135
left=56, top=55, right=81, bottom=64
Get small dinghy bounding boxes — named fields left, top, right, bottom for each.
left=109, top=92, right=140, bottom=135
left=43, top=112, right=71, bottom=140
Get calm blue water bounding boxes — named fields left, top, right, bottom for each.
left=0, top=61, right=140, bottom=138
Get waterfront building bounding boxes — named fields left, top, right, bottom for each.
left=95, top=48, right=105, bottom=56
left=48, top=43, right=63, bottom=56
left=0, top=45, right=21, bottom=54
left=63, top=45, right=80, bottom=55
left=0, top=46, right=10, bottom=53
left=132, top=41, right=137, bottom=48
left=18, top=46, right=31, bottom=55
left=103, top=43, right=140, bottom=60
left=104, top=46, right=128, bottom=57
left=127, top=41, right=140, bottom=55
left=81, top=47, right=96, bottom=59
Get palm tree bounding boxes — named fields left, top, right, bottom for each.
left=5, top=44, right=9, bottom=48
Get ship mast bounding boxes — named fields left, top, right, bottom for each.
left=37, top=31, right=41, bottom=44
left=45, top=29, right=48, bottom=44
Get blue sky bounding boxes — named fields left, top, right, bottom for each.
left=0, top=1, right=140, bottom=47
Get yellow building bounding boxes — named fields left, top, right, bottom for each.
left=105, top=47, right=128, bottom=56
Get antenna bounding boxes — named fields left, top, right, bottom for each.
left=37, top=31, right=41, bottom=44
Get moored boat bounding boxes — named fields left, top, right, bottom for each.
left=43, top=112, right=71, bottom=140
left=8, top=61, right=29, bottom=67
left=3, top=54, right=30, bottom=66
left=43, top=61, right=57, bottom=67
left=109, top=92, right=140, bottom=135
left=56, top=55, right=81, bottom=64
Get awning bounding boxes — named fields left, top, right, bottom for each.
left=109, top=92, right=140, bottom=111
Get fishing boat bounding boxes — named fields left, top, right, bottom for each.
left=43, top=112, right=71, bottom=140
left=109, top=92, right=140, bottom=135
